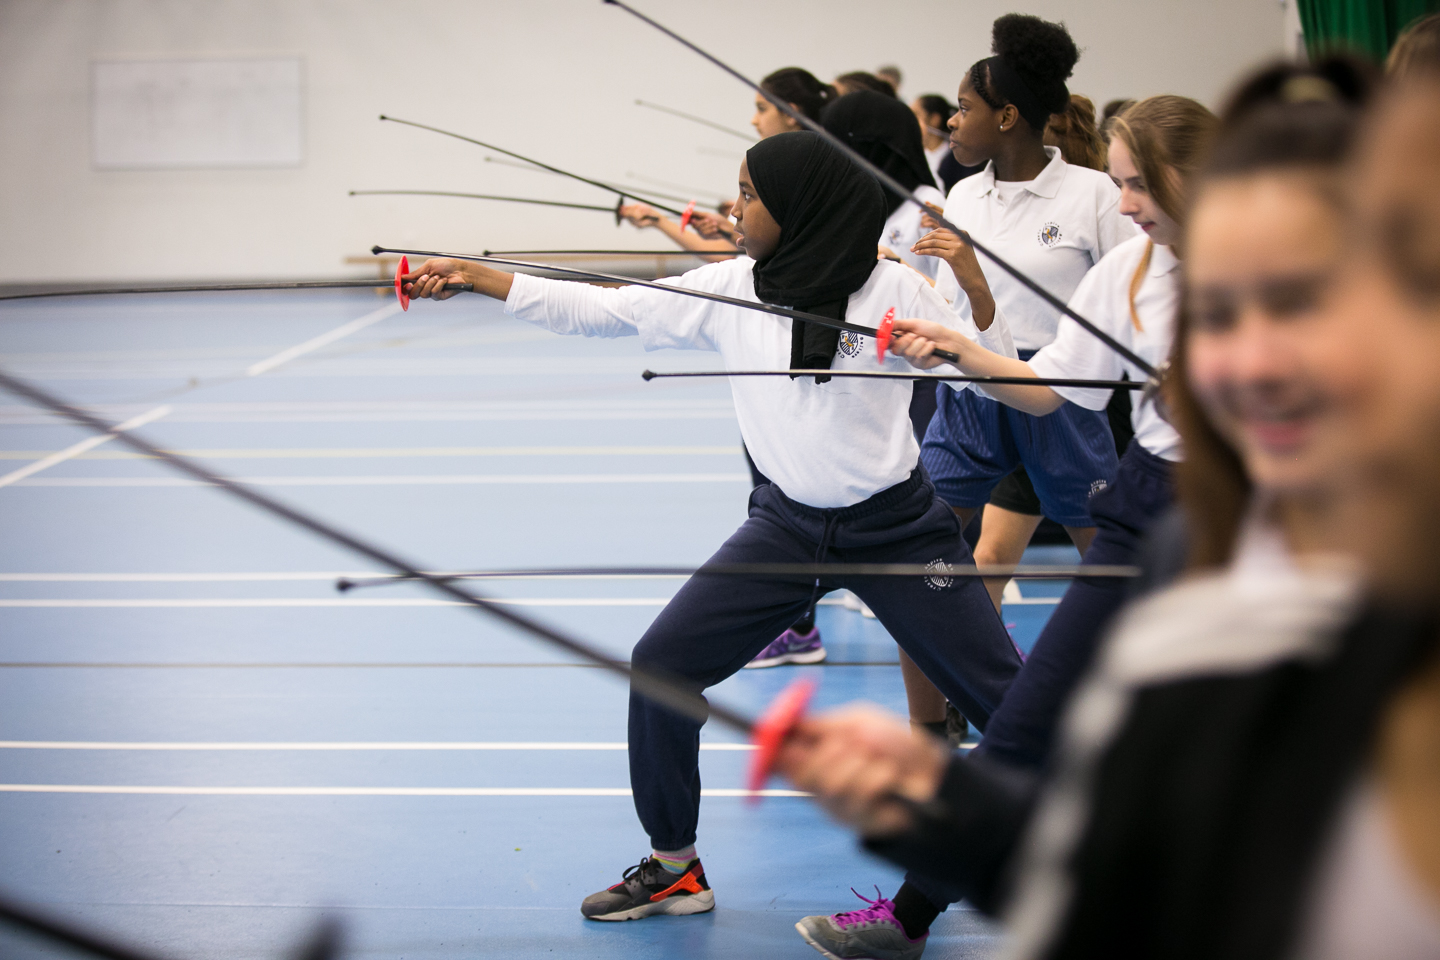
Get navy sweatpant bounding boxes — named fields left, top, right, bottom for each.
left=906, top=439, right=1175, bottom=908
left=629, top=468, right=1024, bottom=850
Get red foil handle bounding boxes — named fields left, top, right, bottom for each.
left=876, top=307, right=896, bottom=363
left=394, top=255, right=410, bottom=312
left=746, top=677, right=817, bottom=804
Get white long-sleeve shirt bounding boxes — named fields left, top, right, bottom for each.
left=936, top=146, right=1139, bottom=352
left=504, top=257, right=1014, bottom=508
left=1029, top=235, right=1183, bottom=460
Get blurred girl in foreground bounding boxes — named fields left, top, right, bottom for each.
left=780, top=60, right=1440, bottom=960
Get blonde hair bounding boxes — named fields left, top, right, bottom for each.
left=1387, top=12, right=1440, bottom=80
left=1044, top=95, right=1107, bottom=170
left=1110, top=96, right=1219, bottom=330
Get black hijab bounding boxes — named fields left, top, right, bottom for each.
left=746, top=131, right=887, bottom=380
left=820, top=90, right=938, bottom=216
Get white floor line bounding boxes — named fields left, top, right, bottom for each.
left=0, top=741, right=753, bottom=751
left=0, top=784, right=808, bottom=797
left=0, top=405, right=171, bottom=489
left=0, top=399, right=736, bottom=426
left=0, top=572, right=378, bottom=583
left=0, top=572, right=675, bottom=583
left=12, top=472, right=751, bottom=488
left=0, top=445, right=745, bottom=462
left=243, top=303, right=402, bottom=377
left=0, top=598, right=673, bottom=608
left=0, top=302, right=405, bottom=490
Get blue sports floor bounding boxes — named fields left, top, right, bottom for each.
left=0, top=290, right=1074, bottom=959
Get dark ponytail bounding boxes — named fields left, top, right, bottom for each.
left=760, top=68, right=838, bottom=123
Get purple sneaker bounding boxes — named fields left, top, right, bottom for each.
left=743, top=627, right=826, bottom=668
left=795, top=888, right=926, bottom=959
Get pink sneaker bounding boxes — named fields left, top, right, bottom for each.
left=795, top=888, right=926, bottom=959
left=743, top=627, right=826, bottom=668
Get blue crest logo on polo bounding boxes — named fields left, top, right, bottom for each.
left=837, top=330, right=864, bottom=358
left=1037, top=222, right=1063, bottom=247
left=1089, top=478, right=1109, bottom=496
left=885, top=225, right=904, bottom=247
left=924, top=558, right=954, bottom=590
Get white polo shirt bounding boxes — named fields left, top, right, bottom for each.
left=882, top=184, right=947, bottom=281
left=504, top=257, right=1015, bottom=508
left=1029, top=235, right=1183, bottom=460
left=936, top=146, right=1139, bottom=352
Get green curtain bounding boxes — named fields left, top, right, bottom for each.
left=1298, top=0, right=1440, bottom=62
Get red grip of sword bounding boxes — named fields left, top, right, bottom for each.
left=394, top=255, right=410, bottom=312
left=876, top=307, right=896, bottom=363
left=680, top=200, right=696, bottom=232
left=746, top=677, right=817, bottom=804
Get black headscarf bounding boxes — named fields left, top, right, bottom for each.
left=820, top=90, right=938, bottom=216
left=746, top=131, right=887, bottom=381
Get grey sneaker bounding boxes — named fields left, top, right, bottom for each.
left=796, top=888, right=926, bottom=959
left=580, top=856, right=714, bottom=921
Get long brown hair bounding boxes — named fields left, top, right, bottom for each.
left=1044, top=94, right=1106, bottom=170
left=1111, top=97, right=1218, bottom=236
left=1109, top=96, right=1219, bottom=332
left=1170, top=58, right=1375, bottom=570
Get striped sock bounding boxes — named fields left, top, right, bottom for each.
left=652, top=845, right=697, bottom=875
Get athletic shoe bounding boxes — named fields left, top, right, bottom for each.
left=796, top=889, right=926, bottom=959
left=945, top=702, right=969, bottom=747
left=580, top=856, right=714, bottom=921
left=744, top=627, right=827, bottom=668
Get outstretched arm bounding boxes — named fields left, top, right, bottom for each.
left=888, top=318, right=1065, bottom=416
left=619, top=203, right=738, bottom=257
left=404, top=258, right=512, bottom=302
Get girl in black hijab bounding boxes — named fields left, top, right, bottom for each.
left=746, top=130, right=887, bottom=376
left=821, top=90, right=949, bottom=281
left=403, top=132, right=1021, bottom=923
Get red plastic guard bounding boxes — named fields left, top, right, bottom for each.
left=875, top=307, right=896, bottom=363
left=746, top=677, right=817, bottom=803
left=394, top=255, right=410, bottom=312
left=679, top=200, right=696, bottom=232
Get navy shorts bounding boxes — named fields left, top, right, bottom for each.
left=920, top=386, right=1118, bottom=528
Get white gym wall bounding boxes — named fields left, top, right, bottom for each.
left=0, top=0, right=1290, bottom=284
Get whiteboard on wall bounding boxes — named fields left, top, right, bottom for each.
left=91, top=57, right=304, bottom=169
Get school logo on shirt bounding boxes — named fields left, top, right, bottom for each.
left=1090, top=478, right=1110, bottom=497
left=924, top=559, right=954, bottom=591
left=1037, top=222, right=1063, bottom=247
left=837, top=330, right=865, bottom=359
